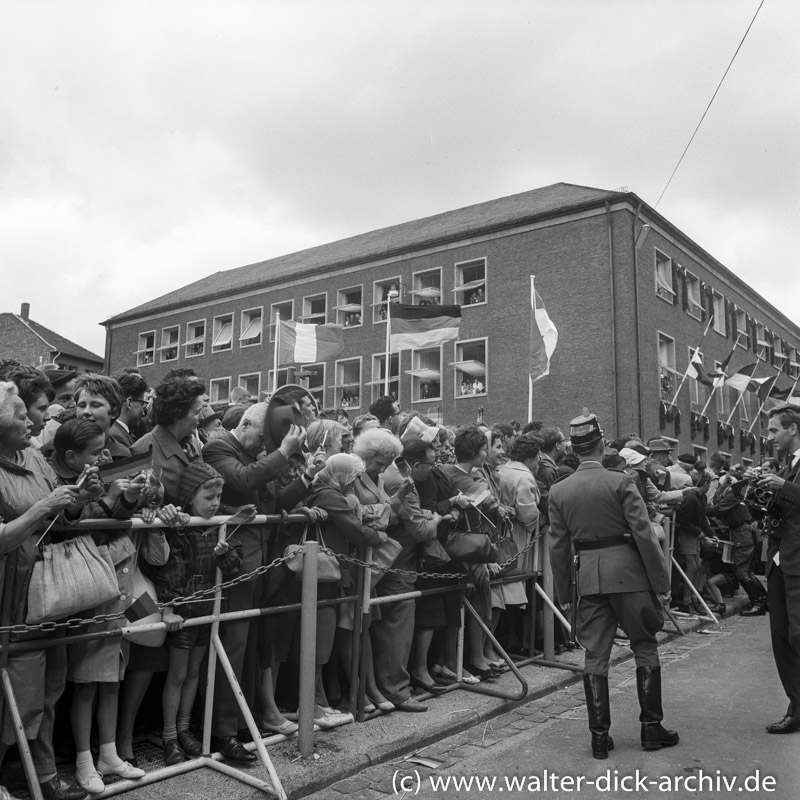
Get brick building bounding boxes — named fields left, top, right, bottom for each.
left=1, top=302, right=103, bottom=373
left=102, top=182, right=800, bottom=463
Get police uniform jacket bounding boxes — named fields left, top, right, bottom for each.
left=548, top=461, right=670, bottom=603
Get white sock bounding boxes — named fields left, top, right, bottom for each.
left=75, top=750, right=95, bottom=779
left=98, top=742, right=122, bottom=768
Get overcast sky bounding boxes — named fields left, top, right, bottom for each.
left=2, top=0, right=797, bottom=359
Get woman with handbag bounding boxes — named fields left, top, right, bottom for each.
left=307, top=454, right=391, bottom=721
left=0, top=381, right=87, bottom=800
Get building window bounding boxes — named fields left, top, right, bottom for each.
left=239, top=373, right=261, bottom=400
left=185, top=320, right=205, bottom=357
left=302, top=293, right=327, bottom=325
left=209, top=377, right=231, bottom=404
left=754, top=322, right=773, bottom=361
left=774, top=338, right=789, bottom=371
left=712, top=293, right=726, bottom=336
left=239, top=308, right=263, bottom=348
left=715, top=360, right=731, bottom=417
left=454, top=258, right=486, bottom=306
left=212, top=314, right=233, bottom=353
left=373, top=277, right=402, bottom=323
left=269, top=300, right=294, bottom=343
left=335, top=357, right=361, bottom=409
left=693, top=445, right=707, bottom=463
left=136, top=331, right=155, bottom=367
left=734, top=308, right=749, bottom=348
left=411, top=268, right=442, bottom=306
left=658, top=333, right=676, bottom=401
left=300, top=363, right=326, bottom=409
left=684, top=270, right=702, bottom=320
left=451, top=339, right=487, bottom=397
left=370, top=354, right=399, bottom=403
left=788, top=347, right=800, bottom=379
left=655, top=251, right=674, bottom=303
left=159, top=326, right=179, bottom=363
left=266, top=368, right=291, bottom=393
left=408, top=346, right=442, bottom=403
left=336, top=287, right=363, bottom=328
left=688, top=347, right=708, bottom=412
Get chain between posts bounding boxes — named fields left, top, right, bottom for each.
left=0, top=532, right=542, bottom=637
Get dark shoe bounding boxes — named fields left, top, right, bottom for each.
left=410, top=676, right=446, bottom=694
left=584, top=673, right=612, bottom=759
left=636, top=666, right=680, bottom=749
left=466, top=664, right=496, bottom=681
left=163, top=738, right=185, bottom=766
left=38, top=775, right=89, bottom=800
left=740, top=603, right=767, bottom=617
left=394, top=697, right=428, bottom=713
left=766, top=715, right=800, bottom=734
left=177, top=730, right=203, bottom=757
left=210, top=735, right=257, bottom=763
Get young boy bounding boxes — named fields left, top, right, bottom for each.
left=152, top=462, right=242, bottom=765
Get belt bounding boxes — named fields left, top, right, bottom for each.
left=574, top=536, right=628, bottom=552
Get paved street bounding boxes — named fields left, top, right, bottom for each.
left=305, top=614, right=799, bottom=800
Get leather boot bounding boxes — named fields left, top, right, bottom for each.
left=583, top=673, right=614, bottom=759
left=637, top=666, right=679, bottom=750
left=739, top=575, right=768, bottom=615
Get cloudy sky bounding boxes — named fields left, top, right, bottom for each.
left=2, top=0, right=796, bottom=358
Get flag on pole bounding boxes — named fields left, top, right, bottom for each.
left=277, top=320, right=344, bottom=365
left=530, top=278, right=558, bottom=383
left=725, top=363, right=760, bottom=393
left=770, top=384, right=795, bottom=401
left=388, top=304, right=461, bottom=352
left=97, top=448, right=153, bottom=483
left=686, top=350, right=723, bottom=388
left=753, top=373, right=780, bottom=401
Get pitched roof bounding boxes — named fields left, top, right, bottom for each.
left=104, top=182, right=621, bottom=324
left=19, top=315, right=103, bottom=364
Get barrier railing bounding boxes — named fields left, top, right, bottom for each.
left=1, top=513, right=572, bottom=799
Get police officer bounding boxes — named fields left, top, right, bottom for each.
left=548, top=413, right=679, bottom=759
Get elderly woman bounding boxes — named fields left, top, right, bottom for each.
left=0, top=381, right=86, bottom=800
left=73, top=374, right=129, bottom=461
left=0, top=364, right=55, bottom=441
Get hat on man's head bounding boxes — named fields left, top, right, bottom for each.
left=197, top=405, right=225, bottom=427
left=620, top=447, right=646, bottom=467
left=648, top=438, right=673, bottom=452
left=631, top=444, right=651, bottom=457
left=264, top=385, right=314, bottom=452
left=178, top=461, right=223, bottom=509
left=602, top=448, right=626, bottom=470
left=569, top=412, right=604, bottom=454
left=677, top=452, right=698, bottom=467
left=400, top=415, right=439, bottom=445
left=42, top=367, right=77, bottom=388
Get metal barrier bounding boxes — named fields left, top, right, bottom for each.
left=1, top=513, right=572, bottom=799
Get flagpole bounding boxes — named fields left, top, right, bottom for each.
left=528, top=276, right=535, bottom=421
left=748, top=372, right=799, bottom=434
left=384, top=297, right=392, bottom=395
left=668, top=317, right=713, bottom=408
left=273, top=311, right=281, bottom=394
left=699, top=333, right=741, bottom=419
left=724, top=349, right=765, bottom=426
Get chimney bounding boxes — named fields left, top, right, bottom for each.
left=20, top=302, right=30, bottom=320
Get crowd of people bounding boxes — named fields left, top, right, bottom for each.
left=0, top=357, right=789, bottom=798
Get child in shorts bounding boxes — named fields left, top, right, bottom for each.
left=153, top=462, right=242, bottom=765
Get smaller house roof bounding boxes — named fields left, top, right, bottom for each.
left=6, top=313, right=103, bottom=364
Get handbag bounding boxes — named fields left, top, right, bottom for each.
left=422, top=537, right=451, bottom=569
left=122, top=565, right=166, bottom=647
left=443, top=504, right=498, bottom=564
left=284, top=524, right=341, bottom=583
left=367, top=536, right=402, bottom=577
left=26, top=535, right=120, bottom=625
left=494, top=519, right=521, bottom=576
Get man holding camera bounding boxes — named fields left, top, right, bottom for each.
left=748, top=403, right=800, bottom=734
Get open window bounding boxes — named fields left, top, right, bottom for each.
left=238, top=373, right=261, bottom=401
left=298, top=363, right=326, bottom=409
left=159, top=326, right=179, bottom=362
left=212, top=314, right=233, bottom=353
left=411, top=268, right=442, bottom=307
left=408, top=346, right=442, bottom=403
left=336, top=286, right=363, bottom=328
left=269, top=300, right=294, bottom=343
left=239, top=308, right=263, bottom=348
left=335, top=357, right=361, bottom=409
left=184, top=320, right=205, bottom=358
left=373, top=277, right=402, bottom=323
left=209, top=377, right=231, bottom=405
left=301, top=293, right=327, bottom=326
left=684, top=270, right=702, bottom=319
left=712, top=293, right=726, bottom=336
left=658, top=332, right=676, bottom=401
left=369, top=353, right=399, bottom=403
left=451, top=339, right=487, bottom=397
left=655, top=251, right=675, bottom=304
left=136, top=331, right=155, bottom=367
left=453, top=258, right=486, bottom=307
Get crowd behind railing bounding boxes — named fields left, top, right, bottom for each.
left=0, top=359, right=772, bottom=800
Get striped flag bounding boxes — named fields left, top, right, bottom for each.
left=530, top=278, right=558, bottom=383
left=725, top=363, right=759, bottom=393
left=278, top=320, right=344, bottom=365
left=97, top=448, right=153, bottom=483
left=388, top=304, right=461, bottom=352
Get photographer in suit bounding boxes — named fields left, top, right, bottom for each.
left=747, top=403, right=800, bottom=734
left=548, top=413, right=678, bottom=760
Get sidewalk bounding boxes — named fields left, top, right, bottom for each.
left=111, top=596, right=751, bottom=800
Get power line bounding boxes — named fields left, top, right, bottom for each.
left=655, top=0, right=766, bottom=209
